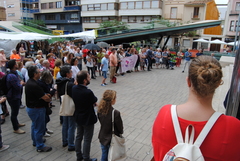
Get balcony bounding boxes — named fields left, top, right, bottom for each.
left=82, top=10, right=118, bottom=17
left=119, top=8, right=162, bottom=16
left=21, top=0, right=39, bottom=2
left=230, top=10, right=240, bottom=15
left=164, top=13, right=183, bottom=20
left=81, top=0, right=117, bottom=5
left=30, top=9, right=39, bottom=13
left=64, top=6, right=80, bottom=11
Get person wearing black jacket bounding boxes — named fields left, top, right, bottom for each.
left=72, top=70, right=98, bottom=161
left=56, top=65, right=76, bottom=151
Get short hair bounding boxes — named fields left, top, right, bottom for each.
left=60, top=65, right=71, bottom=77
left=40, top=70, right=52, bottom=84
left=71, top=57, right=77, bottom=66
left=39, top=58, right=45, bottom=64
left=76, top=70, right=88, bottom=85
left=54, top=59, right=62, bottom=67
left=27, top=65, right=38, bottom=79
left=43, top=60, right=49, bottom=64
left=8, top=59, right=16, bottom=70
left=25, top=61, right=34, bottom=68
left=37, top=50, right=42, bottom=54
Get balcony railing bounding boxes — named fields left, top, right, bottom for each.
left=64, top=6, right=80, bottom=11
left=230, top=10, right=240, bottom=14
left=30, top=9, right=39, bottom=13
left=21, top=0, right=39, bottom=2
left=164, top=13, right=183, bottom=20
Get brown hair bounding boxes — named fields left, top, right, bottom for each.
left=189, top=55, right=222, bottom=97
left=54, top=59, right=62, bottom=67
left=98, top=90, right=117, bottom=115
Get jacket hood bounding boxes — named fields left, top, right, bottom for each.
left=55, top=77, right=71, bottom=85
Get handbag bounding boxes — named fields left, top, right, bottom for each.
left=59, top=81, right=75, bottom=116
left=108, top=109, right=126, bottom=161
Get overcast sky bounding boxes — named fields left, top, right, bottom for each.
left=215, top=0, right=228, bottom=4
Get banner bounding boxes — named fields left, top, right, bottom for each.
left=121, top=55, right=138, bottom=73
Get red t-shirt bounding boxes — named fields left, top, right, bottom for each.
left=152, top=104, right=240, bottom=161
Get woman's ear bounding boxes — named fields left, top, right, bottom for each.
left=186, top=77, right=191, bottom=87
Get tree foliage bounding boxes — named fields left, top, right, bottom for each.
left=99, top=20, right=129, bottom=33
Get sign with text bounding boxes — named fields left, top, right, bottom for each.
left=121, top=55, right=138, bottom=73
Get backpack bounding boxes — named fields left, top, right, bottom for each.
left=163, top=105, right=222, bottom=161
left=0, top=73, right=9, bottom=96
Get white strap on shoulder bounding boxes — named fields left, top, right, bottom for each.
left=194, top=112, right=222, bottom=147
left=112, top=109, right=115, bottom=133
left=171, top=105, right=184, bottom=143
left=65, top=81, right=68, bottom=94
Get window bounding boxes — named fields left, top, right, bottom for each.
left=170, top=7, right=177, bottom=19
left=8, top=13, right=15, bottom=17
left=49, top=2, right=53, bottom=9
left=143, top=1, right=150, bottom=9
left=152, top=1, right=159, bottom=8
left=41, top=3, right=47, bottom=9
left=67, top=0, right=80, bottom=6
left=229, top=20, right=234, bottom=31
left=83, top=17, right=90, bottom=23
left=193, top=7, right=199, bottom=18
left=144, top=16, right=151, bottom=22
left=7, top=4, right=14, bottom=8
left=121, top=3, right=127, bottom=9
left=70, top=13, right=78, bottom=19
left=96, top=17, right=101, bottom=23
left=108, top=3, right=114, bottom=10
left=33, top=3, right=39, bottom=9
left=45, top=15, right=55, bottom=20
left=183, top=39, right=190, bottom=47
left=60, top=14, right=65, bottom=20
left=95, top=4, right=101, bottom=10
left=236, top=2, right=240, bottom=11
left=102, top=17, right=108, bottom=21
left=35, top=15, right=40, bottom=20
left=101, top=4, right=107, bottom=10
left=82, top=5, right=87, bottom=11
left=122, top=16, right=128, bottom=22
left=235, top=21, right=240, bottom=31
left=136, top=16, right=143, bottom=22
left=90, top=17, right=95, bottom=23
left=128, top=2, right=134, bottom=9
left=56, top=2, right=62, bottom=8
left=136, top=2, right=142, bottom=9
left=129, top=16, right=136, bottom=23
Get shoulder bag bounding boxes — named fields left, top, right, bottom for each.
left=108, top=109, right=126, bottom=161
left=59, top=81, right=75, bottom=116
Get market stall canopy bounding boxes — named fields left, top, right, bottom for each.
left=193, top=38, right=209, bottom=43
left=53, top=30, right=96, bottom=42
left=209, top=39, right=227, bottom=44
left=227, top=41, right=239, bottom=46
left=0, top=32, right=51, bottom=40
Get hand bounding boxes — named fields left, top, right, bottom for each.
left=20, top=81, right=25, bottom=86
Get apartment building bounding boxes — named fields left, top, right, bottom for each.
left=0, top=0, right=34, bottom=21
left=33, top=0, right=82, bottom=33
left=0, top=6, right=6, bottom=21
left=223, top=0, right=240, bottom=43
left=162, top=0, right=222, bottom=51
left=81, top=0, right=163, bottom=31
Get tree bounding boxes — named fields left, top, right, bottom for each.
left=99, top=20, right=129, bottom=34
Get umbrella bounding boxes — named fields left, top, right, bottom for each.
left=96, top=42, right=109, bottom=48
left=227, top=41, right=239, bottom=46
left=209, top=39, right=227, bottom=44
left=193, top=38, right=209, bottom=43
left=83, top=43, right=101, bottom=50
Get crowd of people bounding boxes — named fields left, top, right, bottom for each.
left=0, top=41, right=239, bottom=161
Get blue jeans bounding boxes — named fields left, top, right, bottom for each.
left=101, top=144, right=110, bottom=161
left=77, top=64, right=82, bottom=71
left=62, top=116, right=76, bottom=148
left=26, top=107, right=46, bottom=150
left=75, top=124, right=94, bottom=160
left=7, top=99, right=21, bottom=131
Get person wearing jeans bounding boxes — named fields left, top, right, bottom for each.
left=0, top=97, right=9, bottom=152
left=182, top=48, right=192, bottom=73
left=56, top=65, right=76, bottom=151
left=25, top=65, right=52, bottom=152
left=72, top=71, right=98, bottom=161
left=6, top=60, right=25, bottom=134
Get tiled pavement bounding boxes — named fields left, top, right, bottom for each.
left=0, top=64, right=223, bottom=161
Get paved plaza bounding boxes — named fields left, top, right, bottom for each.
left=0, top=65, right=219, bottom=161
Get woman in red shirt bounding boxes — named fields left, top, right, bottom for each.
left=152, top=55, right=240, bottom=161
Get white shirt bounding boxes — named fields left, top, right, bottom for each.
left=71, top=65, right=80, bottom=79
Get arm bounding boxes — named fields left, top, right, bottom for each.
left=114, top=111, right=123, bottom=134
left=41, top=94, right=51, bottom=102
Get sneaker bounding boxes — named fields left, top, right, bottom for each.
left=0, top=145, right=10, bottom=152
left=101, top=84, right=106, bottom=86
left=18, top=123, right=25, bottom=127
left=46, top=129, right=54, bottom=134
left=37, top=146, right=52, bottom=152
left=20, top=105, right=25, bottom=109
left=104, top=83, right=108, bottom=85
left=68, top=147, right=75, bottom=151
left=13, top=129, right=25, bottom=134
left=44, top=132, right=51, bottom=137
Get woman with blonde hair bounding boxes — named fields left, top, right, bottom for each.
left=98, top=90, right=123, bottom=161
left=152, top=55, right=240, bottom=161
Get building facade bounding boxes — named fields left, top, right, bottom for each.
left=223, top=0, right=240, bottom=44
left=33, top=0, right=82, bottom=33
left=0, top=6, right=6, bottom=21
